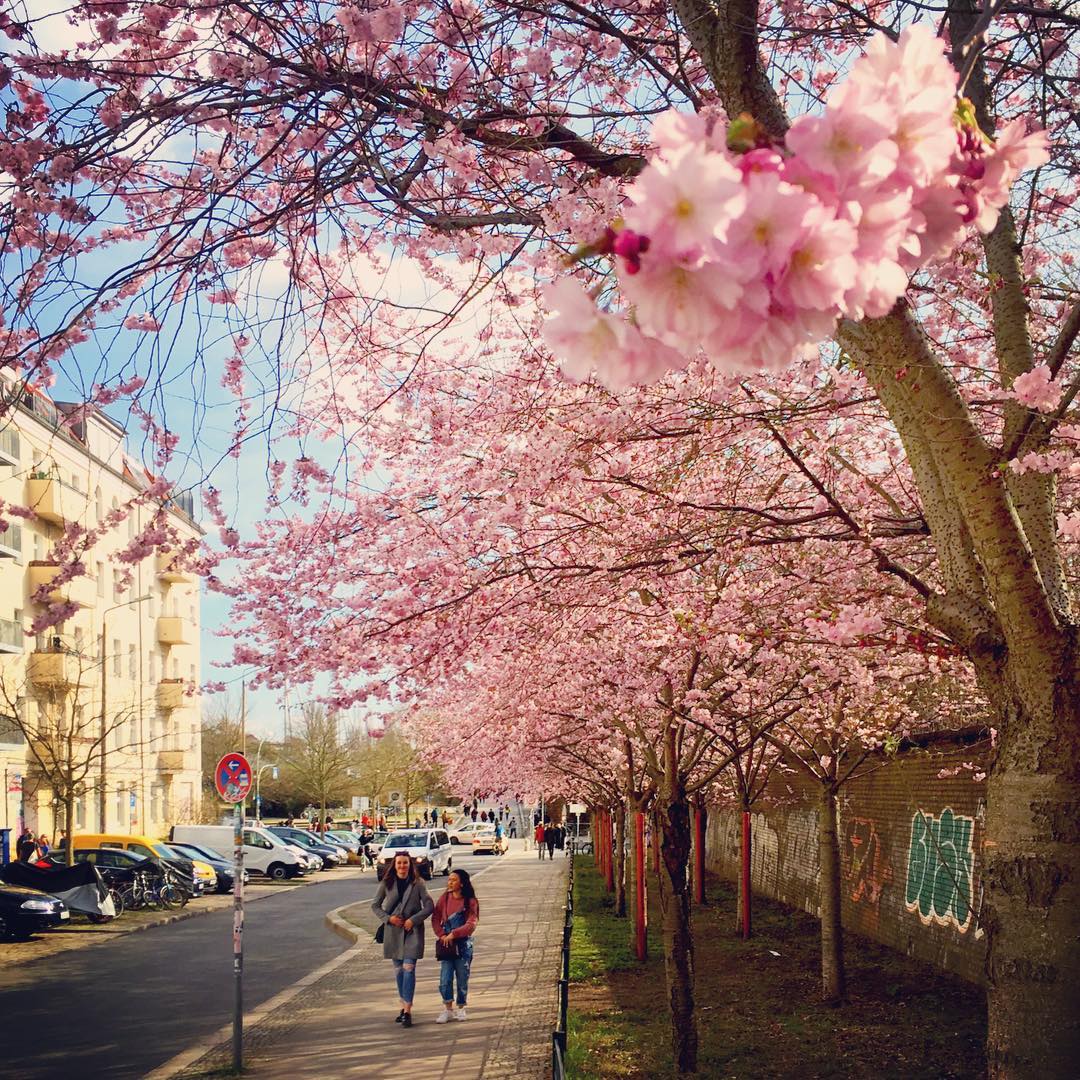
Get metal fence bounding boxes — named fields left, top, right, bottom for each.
left=552, top=848, right=574, bottom=1080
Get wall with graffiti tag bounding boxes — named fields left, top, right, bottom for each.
left=705, top=733, right=989, bottom=985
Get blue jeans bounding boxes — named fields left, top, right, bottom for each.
left=393, top=959, right=417, bottom=1005
left=439, top=953, right=472, bottom=1006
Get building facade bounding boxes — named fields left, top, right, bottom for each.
left=0, top=378, right=202, bottom=843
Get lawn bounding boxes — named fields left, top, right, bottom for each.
left=566, top=855, right=986, bottom=1080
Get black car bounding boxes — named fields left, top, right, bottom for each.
left=167, top=842, right=247, bottom=892
left=267, top=827, right=346, bottom=869
left=0, top=882, right=69, bottom=939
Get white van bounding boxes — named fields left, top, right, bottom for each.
left=170, top=824, right=305, bottom=880
left=376, top=828, right=453, bottom=880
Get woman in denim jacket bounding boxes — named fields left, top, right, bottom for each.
left=432, top=868, right=479, bottom=1022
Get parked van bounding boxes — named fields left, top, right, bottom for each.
left=170, top=824, right=304, bottom=881
left=376, top=828, right=453, bottom=880
left=72, top=833, right=216, bottom=894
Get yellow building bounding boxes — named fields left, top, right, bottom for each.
left=0, top=377, right=202, bottom=842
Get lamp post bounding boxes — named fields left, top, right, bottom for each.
left=253, top=736, right=278, bottom=822
left=98, top=594, right=151, bottom=832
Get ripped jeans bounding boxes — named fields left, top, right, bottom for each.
left=392, top=959, right=417, bottom=1005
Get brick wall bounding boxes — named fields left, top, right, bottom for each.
left=705, top=735, right=990, bottom=985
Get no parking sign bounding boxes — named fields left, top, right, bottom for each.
left=215, top=752, right=252, bottom=804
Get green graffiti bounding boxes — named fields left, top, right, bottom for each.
left=904, top=807, right=975, bottom=932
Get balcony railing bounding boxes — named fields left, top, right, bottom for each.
left=0, top=617, right=24, bottom=654
left=27, top=649, right=81, bottom=689
left=0, top=522, right=21, bottom=560
left=0, top=426, right=19, bottom=467
left=157, top=749, right=196, bottom=773
left=157, top=616, right=194, bottom=646
left=26, top=476, right=74, bottom=525
left=156, top=679, right=185, bottom=710
left=155, top=551, right=196, bottom=584
left=28, top=562, right=96, bottom=608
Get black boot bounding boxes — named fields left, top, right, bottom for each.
left=395, top=1009, right=405, bottom=1023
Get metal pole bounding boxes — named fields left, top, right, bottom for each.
left=99, top=612, right=107, bottom=831
left=233, top=800, right=244, bottom=1070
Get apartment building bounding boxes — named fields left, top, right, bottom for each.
left=0, top=378, right=202, bottom=842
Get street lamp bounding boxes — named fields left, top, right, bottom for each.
left=98, top=594, right=152, bottom=832
left=253, top=736, right=278, bottom=822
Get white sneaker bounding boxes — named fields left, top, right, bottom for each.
left=455, top=1007, right=468, bottom=1022
left=435, top=1009, right=452, bottom=1024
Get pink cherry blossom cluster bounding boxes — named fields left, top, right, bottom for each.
left=543, top=24, right=1048, bottom=387
left=1010, top=363, right=1063, bottom=413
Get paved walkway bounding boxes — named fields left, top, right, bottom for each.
left=168, top=841, right=569, bottom=1080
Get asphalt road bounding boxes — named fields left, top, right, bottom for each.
left=0, top=850, right=492, bottom=1079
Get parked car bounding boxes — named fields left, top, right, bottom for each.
left=447, top=821, right=490, bottom=845
left=0, top=882, right=69, bottom=939
left=72, top=834, right=212, bottom=895
left=376, top=829, right=453, bottom=880
left=170, top=825, right=305, bottom=881
left=268, top=827, right=347, bottom=868
left=324, top=829, right=364, bottom=853
left=167, top=843, right=249, bottom=892
left=471, top=829, right=509, bottom=856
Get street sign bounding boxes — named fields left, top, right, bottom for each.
left=215, top=752, right=253, bottom=804
left=569, top=803, right=586, bottom=815
left=7, top=772, right=21, bottom=794
left=388, top=790, right=402, bottom=805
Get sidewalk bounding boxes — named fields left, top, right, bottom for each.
left=168, top=842, right=569, bottom=1080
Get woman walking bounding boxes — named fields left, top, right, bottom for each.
left=433, top=869, right=479, bottom=1023
left=371, top=853, right=434, bottom=1027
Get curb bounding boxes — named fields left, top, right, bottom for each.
left=324, top=903, right=368, bottom=945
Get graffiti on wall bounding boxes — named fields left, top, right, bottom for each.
left=904, top=807, right=976, bottom=933
left=843, top=816, right=893, bottom=931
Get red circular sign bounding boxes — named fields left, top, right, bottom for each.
left=214, top=752, right=253, bottom=804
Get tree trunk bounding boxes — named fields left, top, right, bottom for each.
left=632, top=807, right=648, bottom=961
left=818, top=785, right=846, bottom=1004
left=692, top=799, right=707, bottom=905
left=738, top=806, right=751, bottom=939
left=657, top=782, right=697, bottom=1073
left=64, top=795, right=75, bottom=868
left=614, top=802, right=627, bottom=917
left=982, top=674, right=1080, bottom=1077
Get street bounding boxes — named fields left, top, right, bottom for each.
left=0, top=852, right=491, bottom=1079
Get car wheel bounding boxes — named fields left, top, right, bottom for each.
left=268, top=863, right=288, bottom=881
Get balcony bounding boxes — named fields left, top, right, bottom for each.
left=157, top=748, right=197, bottom=774
left=157, top=616, right=193, bottom=646
left=28, top=562, right=96, bottom=608
left=0, top=616, right=23, bottom=655
left=156, top=679, right=185, bottom=710
left=0, top=522, right=22, bottom=560
left=0, top=426, right=19, bottom=467
left=27, top=649, right=80, bottom=689
left=26, top=476, right=71, bottom=525
left=155, top=551, right=196, bottom=585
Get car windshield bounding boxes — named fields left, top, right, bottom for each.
left=385, top=832, right=427, bottom=848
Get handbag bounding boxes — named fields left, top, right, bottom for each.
left=435, top=936, right=458, bottom=961
left=374, top=923, right=385, bottom=944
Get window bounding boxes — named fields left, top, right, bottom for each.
left=95, top=487, right=103, bottom=523
left=0, top=713, right=24, bottom=746
left=130, top=844, right=154, bottom=858
left=33, top=532, right=44, bottom=561
left=113, top=569, right=123, bottom=601
left=127, top=512, right=135, bottom=539
left=112, top=638, right=121, bottom=677
left=149, top=651, right=156, bottom=684
left=150, top=785, right=163, bottom=823
left=128, top=644, right=136, bottom=680
left=74, top=627, right=84, bottom=655
left=75, top=796, right=86, bottom=829
left=171, top=655, right=180, bottom=679
left=96, top=562, right=105, bottom=597
left=70, top=470, right=82, bottom=491
left=112, top=790, right=123, bottom=826
left=189, top=663, right=196, bottom=684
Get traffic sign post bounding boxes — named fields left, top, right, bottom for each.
left=214, top=753, right=252, bottom=1073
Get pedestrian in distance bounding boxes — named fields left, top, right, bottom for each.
left=555, top=824, right=566, bottom=854
left=535, top=821, right=546, bottom=859
left=433, top=868, right=479, bottom=1023
left=508, top=818, right=517, bottom=839
left=371, top=853, right=434, bottom=1028
left=470, top=808, right=478, bottom=822
left=37, top=834, right=50, bottom=857
left=544, top=822, right=557, bottom=860
left=16, top=829, right=36, bottom=862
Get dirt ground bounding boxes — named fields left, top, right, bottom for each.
left=567, top=859, right=986, bottom=1080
